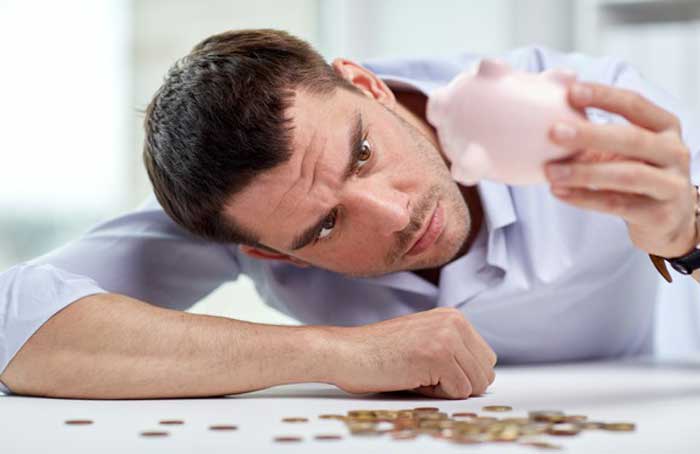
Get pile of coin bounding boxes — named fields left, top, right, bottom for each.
left=64, top=404, right=635, bottom=448
left=313, top=406, right=635, bottom=449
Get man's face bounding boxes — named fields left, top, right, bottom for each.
left=227, top=76, right=471, bottom=278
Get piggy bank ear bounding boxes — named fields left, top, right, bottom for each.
left=541, top=68, right=577, bottom=86
left=476, top=58, right=511, bottom=79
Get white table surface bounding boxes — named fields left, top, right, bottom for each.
left=2, top=358, right=699, bottom=454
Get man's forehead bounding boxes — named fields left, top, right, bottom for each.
left=223, top=89, right=350, bottom=242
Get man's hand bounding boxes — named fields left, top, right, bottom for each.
left=544, top=82, right=697, bottom=259
left=329, top=308, right=497, bottom=399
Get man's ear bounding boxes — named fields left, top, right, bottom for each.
left=331, top=58, right=396, bottom=109
left=239, top=245, right=310, bottom=268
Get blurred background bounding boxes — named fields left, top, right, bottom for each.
left=1, top=0, right=699, bottom=352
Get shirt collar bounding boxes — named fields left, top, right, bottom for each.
left=380, top=76, right=519, bottom=273
left=477, top=180, right=517, bottom=273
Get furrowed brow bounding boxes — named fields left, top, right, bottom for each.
left=343, top=111, right=364, bottom=180
left=289, top=213, right=327, bottom=251
left=288, top=111, right=363, bottom=252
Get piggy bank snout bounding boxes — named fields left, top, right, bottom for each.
left=426, top=87, right=450, bottom=128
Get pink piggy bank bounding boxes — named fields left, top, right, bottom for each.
left=426, top=58, right=587, bottom=185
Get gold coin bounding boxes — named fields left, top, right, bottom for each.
left=282, top=417, right=309, bottom=423
left=65, top=420, right=93, bottom=425
left=482, top=405, right=513, bottom=412
left=390, top=429, right=418, bottom=440
left=582, top=421, right=605, bottom=430
left=603, top=422, right=635, bottom=432
left=209, top=425, right=238, bottom=431
left=314, top=434, right=342, bottom=441
left=520, top=441, right=562, bottom=450
left=547, top=423, right=581, bottom=436
left=450, top=434, right=481, bottom=444
left=416, top=412, right=448, bottom=421
left=529, top=411, right=566, bottom=423
left=414, top=406, right=440, bottom=412
left=563, top=415, right=587, bottom=423
left=159, top=420, right=184, bottom=425
left=501, top=417, right=530, bottom=425
left=140, top=431, right=169, bottom=437
left=318, top=414, right=345, bottom=420
left=452, top=412, right=477, bottom=418
left=472, top=416, right=498, bottom=424
left=274, top=436, right=303, bottom=442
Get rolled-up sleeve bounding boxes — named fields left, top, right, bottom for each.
left=0, top=264, right=106, bottom=393
left=0, top=195, right=241, bottom=392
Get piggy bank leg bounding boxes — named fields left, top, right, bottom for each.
left=450, top=142, right=490, bottom=186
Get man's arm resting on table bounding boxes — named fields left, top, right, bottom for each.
left=0, top=293, right=335, bottom=399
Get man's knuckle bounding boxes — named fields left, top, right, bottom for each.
left=630, top=91, right=647, bottom=112
left=605, top=193, right=624, bottom=212
left=673, top=144, right=690, bottom=167
left=460, top=381, right=473, bottom=398
left=617, top=168, right=637, bottom=187
left=669, top=113, right=682, bottom=132
left=487, top=368, right=496, bottom=384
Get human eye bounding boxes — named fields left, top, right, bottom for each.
left=316, top=209, right=337, bottom=242
left=355, top=137, right=372, bottom=172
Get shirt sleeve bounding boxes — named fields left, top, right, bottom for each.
left=0, top=195, right=241, bottom=391
left=500, top=45, right=700, bottom=181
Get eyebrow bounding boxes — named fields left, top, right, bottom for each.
left=288, top=111, right=364, bottom=251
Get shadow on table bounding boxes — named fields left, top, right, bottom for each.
left=229, top=357, right=700, bottom=406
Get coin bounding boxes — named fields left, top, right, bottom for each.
left=529, top=411, right=566, bottom=423
left=282, top=417, right=309, bottom=423
left=603, top=422, right=635, bottom=432
left=563, top=415, right=587, bottom=423
left=483, top=405, right=513, bottom=412
left=547, top=423, right=581, bottom=436
left=390, top=429, right=418, bottom=440
left=64, top=420, right=93, bottom=425
left=274, top=436, right=303, bottom=442
left=314, top=434, right=343, bottom=441
left=582, top=421, right=606, bottom=430
left=159, top=420, right=184, bottom=425
left=520, top=441, right=562, bottom=450
left=209, top=425, right=238, bottom=431
left=332, top=405, right=634, bottom=449
left=347, top=421, right=378, bottom=434
left=140, top=431, right=169, bottom=437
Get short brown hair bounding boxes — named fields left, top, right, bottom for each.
left=143, top=29, right=356, bottom=246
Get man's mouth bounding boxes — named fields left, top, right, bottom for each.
left=406, top=201, right=444, bottom=257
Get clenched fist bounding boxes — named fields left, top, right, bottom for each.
left=328, top=307, right=497, bottom=399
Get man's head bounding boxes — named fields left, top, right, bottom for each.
left=144, top=29, right=471, bottom=278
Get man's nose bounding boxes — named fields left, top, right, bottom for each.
left=346, top=183, right=410, bottom=236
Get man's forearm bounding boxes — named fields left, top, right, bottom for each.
left=0, top=293, right=335, bottom=399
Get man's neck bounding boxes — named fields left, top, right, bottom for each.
left=394, top=88, right=485, bottom=286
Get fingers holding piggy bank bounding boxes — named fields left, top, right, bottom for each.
left=427, top=58, right=587, bottom=185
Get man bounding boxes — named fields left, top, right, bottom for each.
left=1, top=29, right=698, bottom=400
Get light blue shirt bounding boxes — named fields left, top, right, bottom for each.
left=2, top=45, right=699, bottom=395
